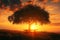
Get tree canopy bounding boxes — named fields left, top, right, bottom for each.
left=8, top=4, right=50, bottom=24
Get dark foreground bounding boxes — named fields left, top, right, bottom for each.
left=0, top=29, right=60, bottom=40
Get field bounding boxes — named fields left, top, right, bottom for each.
left=0, top=29, right=60, bottom=40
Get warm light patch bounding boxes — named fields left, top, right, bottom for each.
left=30, top=22, right=40, bottom=32
left=30, top=23, right=37, bottom=30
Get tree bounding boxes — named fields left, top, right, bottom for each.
left=8, top=4, right=50, bottom=31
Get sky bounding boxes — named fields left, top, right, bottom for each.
left=0, top=0, right=60, bottom=32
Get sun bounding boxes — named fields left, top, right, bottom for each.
left=30, top=23, right=37, bottom=30
left=30, top=22, right=40, bottom=32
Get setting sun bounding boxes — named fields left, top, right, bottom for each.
left=30, top=22, right=40, bottom=32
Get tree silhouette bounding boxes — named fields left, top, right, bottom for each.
left=8, top=4, right=50, bottom=31
left=8, top=4, right=50, bottom=24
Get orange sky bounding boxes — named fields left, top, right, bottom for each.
left=0, top=1, right=60, bottom=32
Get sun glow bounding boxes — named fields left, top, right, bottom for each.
left=31, top=23, right=37, bottom=30
left=30, top=22, right=41, bottom=32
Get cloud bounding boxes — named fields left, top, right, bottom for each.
left=38, top=0, right=48, bottom=3
left=51, top=0, right=60, bottom=3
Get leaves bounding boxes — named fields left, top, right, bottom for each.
left=8, top=4, right=50, bottom=24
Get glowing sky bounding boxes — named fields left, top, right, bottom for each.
left=0, top=0, right=60, bottom=32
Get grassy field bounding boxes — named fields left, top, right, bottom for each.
left=0, top=29, right=60, bottom=40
